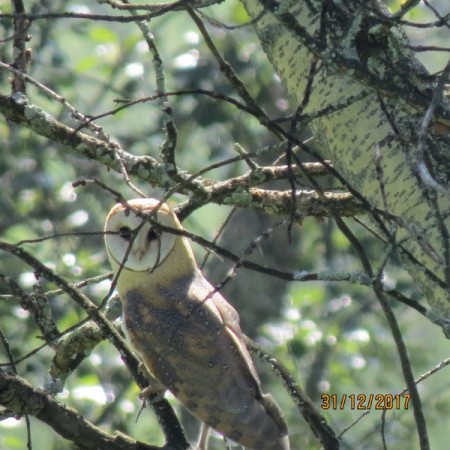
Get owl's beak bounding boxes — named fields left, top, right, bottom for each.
left=131, top=233, right=150, bottom=261
left=133, top=248, right=146, bottom=261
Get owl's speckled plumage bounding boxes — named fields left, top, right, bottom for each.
left=104, top=198, right=289, bottom=450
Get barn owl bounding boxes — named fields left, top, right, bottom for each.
left=104, top=198, right=289, bottom=450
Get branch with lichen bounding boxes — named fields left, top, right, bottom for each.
left=0, top=240, right=190, bottom=450
left=0, top=94, right=363, bottom=218
left=0, top=370, right=161, bottom=450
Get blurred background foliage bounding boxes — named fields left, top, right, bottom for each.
left=1, top=0, right=450, bottom=449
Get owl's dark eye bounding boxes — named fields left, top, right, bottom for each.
left=147, top=228, right=159, bottom=242
left=118, top=226, right=133, bottom=241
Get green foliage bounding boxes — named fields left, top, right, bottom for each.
left=1, top=1, right=450, bottom=449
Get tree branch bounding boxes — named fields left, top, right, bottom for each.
left=0, top=240, right=190, bottom=450
left=0, top=94, right=364, bottom=217
left=245, top=336, right=340, bottom=450
left=0, top=370, right=159, bottom=450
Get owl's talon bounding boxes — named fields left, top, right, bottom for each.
left=137, top=362, right=166, bottom=402
left=139, top=384, right=166, bottom=403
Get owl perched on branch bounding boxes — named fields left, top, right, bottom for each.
left=104, top=198, right=289, bottom=450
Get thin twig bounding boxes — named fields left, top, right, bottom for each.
left=333, top=219, right=430, bottom=450
left=245, top=336, right=340, bottom=450
left=127, top=3, right=180, bottom=182
left=414, top=58, right=450, bottom=195
left=185, top=5, right=280, bottom=138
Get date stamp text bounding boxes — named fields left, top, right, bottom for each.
left=320, top=393, right=411, bottom=410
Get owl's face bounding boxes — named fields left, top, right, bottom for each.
left=104, top=198, right=177, bottom=272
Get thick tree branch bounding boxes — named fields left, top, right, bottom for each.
left=240, top=0, right=450, bottom=329
left=0, top=240, right=190, bottom=450
left=0, top=94, right=363, bottom=217
left=0, top=370, right=159, bottom=450
left=11, top=0, right=29, bottom=93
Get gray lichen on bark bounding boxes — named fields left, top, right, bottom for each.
left=241, top=0, right=450, bottom=327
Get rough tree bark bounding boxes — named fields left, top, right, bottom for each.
left=241, top=0, right=450, bottom=332
left=0, top=1, right=449, bottom=449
